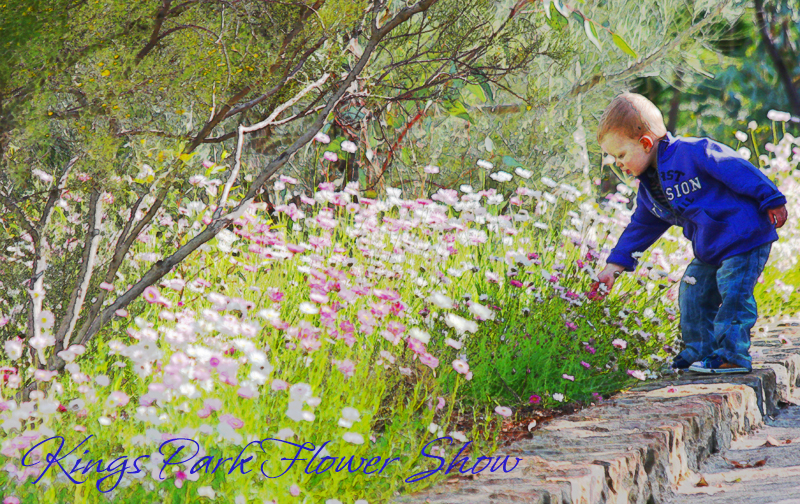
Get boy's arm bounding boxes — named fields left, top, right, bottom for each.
left=606, top=196, right=673, bottom=272
left=694, top=140, right=787, bottom=211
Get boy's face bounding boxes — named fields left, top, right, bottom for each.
left=600, top=132, right=658, bottom=178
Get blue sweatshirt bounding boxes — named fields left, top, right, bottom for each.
left=607, top=132, right=786, bottom=270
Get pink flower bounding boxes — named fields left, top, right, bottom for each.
left=271, top=379, right=290, bottom=391
left=142, top=286, right=161, bottom=304
left=612, top=338, right=627, bottom=350
left=174, top=471, right=187, bottom=488
left=418, top=352, right=439, bottom=369
left=452, top=359, right=470, bottom=375
left=627, top=369, right=646, bottom=381
left=107, top=391, right=130, bottom=408
left=4, top=497, right=21, bottom=504
left=219, top=414, right=244, bottom=429
left=580, top=361, right=591, bottom=369
left=114, top=309, right=128, bottom=317
left=323, top=151, right=338, bottom=162
left=528, top=394, right=541, bottom=404
left=562, top=374, right=575, bottom=382
left=290, top=484, right=301, bottom=496
left=335, top=359, right=356, bottom=378
left=495, top=406, right=512, bottom=417
left=99, top=282, right=114, bottom=291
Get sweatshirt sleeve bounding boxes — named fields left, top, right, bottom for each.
left=606, top=193, right=673, bottom=272
left=694, top=140, right=787, bottom=211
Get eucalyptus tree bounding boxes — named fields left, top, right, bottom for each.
left=0, top=0, right=581, bottom=394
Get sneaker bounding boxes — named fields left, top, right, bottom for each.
left=671, top=355, right=692, bottom=370
left=688, top=356, right=751, bottom=374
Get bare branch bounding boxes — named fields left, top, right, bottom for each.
left=75, top=194, right=146, bottom=343
left=135, top=1, right=175, bottom=64
left=54, top=189, right=104, bottom=351
left=217, top=73, right=332, bottom=213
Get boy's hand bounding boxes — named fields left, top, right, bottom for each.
left=590, top=263, right=627, bottom=300
left=767, top=205, right=788, bottom=228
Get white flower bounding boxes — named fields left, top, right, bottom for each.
left=4, top=338, right=23, bottom=361
left=682, top=276, right=697, bottom=285
left=748, top=120, right=758, bottom=130
left=341, top=140, right=358, bottom=153
left=450, top=431, right=468, bottom=442
left=767, top=110, right=792, bottom=122
left=444, top=313, right=478, bottom=335
left=298, top=302, right=319, bottom=315
left=468, top=302, right=494, bottom=321
left=408, top=328, right=431, bottom=344
left=737, top=147, right=751, bottom=160
left=477, top=159, right=493, bottom=169
left=489, top=171, right=513, bottom=182
left=514, top=167, right=532, bottom=179
left=424, top=165, right=439, bottom=174
left=198, top=486, right=216, bottom=499
left=445, top=337, right=463, bottom=349
left=427, top=422, right=439, bottom=434
left=734, top=131, right=748, bottom=143
left=29, top=332, right=55, bottom=350
left=343, top=432, right=365, bottom=445
left=541, top=176, right=558, bottom=188
left=32, top=169, right=54, bottom=184
left=323, top=151, right=339, bottom=162
left=428, top=292, right=454, bottom=310
left=552, top=393, right=564, bottom=402
left=341, top=407, right=361, bottom=422
left=289, top=383, right=313, bottom=401
left=459, top=184, right=474, bottom=193
left=37, top=310, right=55, bottom=330
left=314, top=132, right=331, bottom=143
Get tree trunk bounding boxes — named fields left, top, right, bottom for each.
left=755, top=0, right=800, bottom=117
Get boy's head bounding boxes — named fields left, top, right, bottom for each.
left=597, top=92, right=668, bottom=177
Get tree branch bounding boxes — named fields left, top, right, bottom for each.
left=135, top=1, right=175, bottom=64
left=53, top=189, right=103, bottom=353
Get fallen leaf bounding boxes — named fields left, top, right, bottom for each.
left=724, top=457, right=768, bottom=469
left=696, top=476, right=709, bottom=487
left=724, top=458, right=746, bottom=469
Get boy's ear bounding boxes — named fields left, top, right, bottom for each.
left=639, top=134, right=655, bottom=152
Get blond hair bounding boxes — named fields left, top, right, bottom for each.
left=597, top=92, right=667, bottom=143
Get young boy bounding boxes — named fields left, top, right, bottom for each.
left=592, top=92, right=788, bottom=374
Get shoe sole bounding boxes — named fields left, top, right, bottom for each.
left=687, top=366, right=750, bottom=374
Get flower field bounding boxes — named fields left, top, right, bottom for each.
left=1, top=125, right=799, bottom=504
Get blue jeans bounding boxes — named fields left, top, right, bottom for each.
left=676, top=242, right=772, bottom=370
